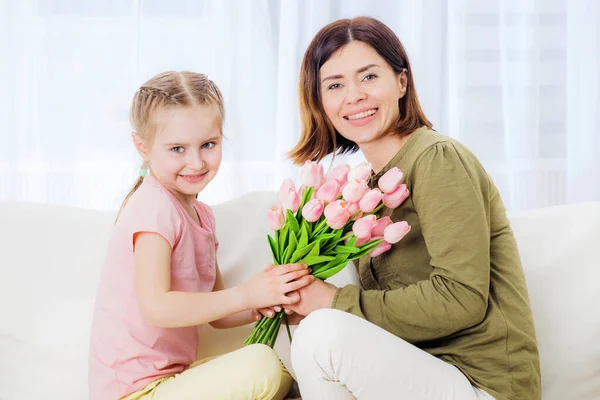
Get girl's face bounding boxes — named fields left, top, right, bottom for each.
left=319, top=40, right=407, bottom=147
left=136, top=104, right=223, bottom=205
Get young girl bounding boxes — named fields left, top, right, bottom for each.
left=88, top=71, right=312, bottom=400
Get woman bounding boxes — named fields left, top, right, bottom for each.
left=284, top=16, right=541, bottom=400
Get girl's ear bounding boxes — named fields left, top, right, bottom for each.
left=132, top=132, right=149, bottom=160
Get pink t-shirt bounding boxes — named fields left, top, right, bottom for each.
left=88, top=176, right=218, bottom=400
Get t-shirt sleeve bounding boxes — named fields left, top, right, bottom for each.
left=127, top=188, right=183, bottom=250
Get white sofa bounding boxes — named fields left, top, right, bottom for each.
left=0, top=192, right=599, bottom=400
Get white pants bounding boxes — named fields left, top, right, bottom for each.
left=290, top=309, right=495, bottom=400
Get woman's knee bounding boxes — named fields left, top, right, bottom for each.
left=291, top=308, right=349, bottom=358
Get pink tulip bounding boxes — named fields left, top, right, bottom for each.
left=384, top=221, right=411, bottom=244
left=279, top=179, right=296, bottom=204
left=347, top=201, right=363, bottom=220
left=316, top=180, right=340, bottom=203
left=326, top=163, right=351, bottom=185
left=354, top=236, right=371, bottom=246
left=369, top=240, right=392, bottom=257
left=268, top=206, right=285, bottom=230
left=382, top=184, right=409, bottom=209
left=280, top=188, right=300, bottom=213
left=352, top=215, right=377, bottom=239
left=302, top=198, right=324, bottom=222
left=324, top=200, right=351, bottom=229
left=378, top=167, right=404, bottom=194
left=358, top=188, right=384, bottom=212
left=371, top=216, right=393, bottom=237
left=347, top=161, right=372, bottom=182
left=342, top=179, right=369, bottom=202
left=301, top=161, right=325, bottom=189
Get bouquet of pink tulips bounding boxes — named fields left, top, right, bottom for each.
left=244, top=161, right=411, bottom=348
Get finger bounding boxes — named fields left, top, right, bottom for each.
left=284, top=275, right=315, bottom=292
left=279, top=267, right=311, bottom=283
left=281, top=290, right=301, bottom=304
left=274, top=263, right=308, bottom=276
left=284, top=308, right=294, bottom=315
left=258, top=307, right=276, bottom=318
left=272, top=306, right=282, bottom=313
left=263, top=264, right=276, bottom=273
left=252, top=309, right=262, bottom=321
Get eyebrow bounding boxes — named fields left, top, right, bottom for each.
left=321, top=63, right=380, bottom=83
left=163, top=135, right=222, bottom=147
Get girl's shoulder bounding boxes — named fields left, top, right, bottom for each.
left=116, top=178, right=185, bottom=246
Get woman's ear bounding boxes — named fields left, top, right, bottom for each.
left=397, top=69, right=408, bottom=98
left=132, top=132, right=149, bottom=160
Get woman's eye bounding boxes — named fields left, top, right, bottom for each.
left=363, top=74, right=377, bottom=81
left=327, top=83, right=342, bottom=90
left=171, top=146, right=184, bottom=153
left=202, top=142, right=215, bottom=149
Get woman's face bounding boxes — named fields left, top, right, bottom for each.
left=319, top=40, right=407, bottom=147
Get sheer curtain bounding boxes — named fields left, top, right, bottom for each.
left=1, top=0, right=598, bottom=211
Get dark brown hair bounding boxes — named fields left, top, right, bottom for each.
left=289, top=16, right=432, bottom=165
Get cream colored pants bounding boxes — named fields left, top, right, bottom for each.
left=291, top=309, right=495, bottom=400
left=123, top=344, right=293, bottom=400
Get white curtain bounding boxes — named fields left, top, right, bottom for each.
left=1, top=0, right=598, bottom=211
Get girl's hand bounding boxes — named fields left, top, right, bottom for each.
left=242, top=263, right=314, bottom=310
left=252, top=305, right=282, bottom=320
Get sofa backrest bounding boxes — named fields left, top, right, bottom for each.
left=0, top=195, right=598, bottom=399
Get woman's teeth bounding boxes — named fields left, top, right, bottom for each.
left=346, top=109, right=377, bottom=120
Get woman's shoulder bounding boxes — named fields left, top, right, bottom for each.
left=409, top=128, right=484, bottom=172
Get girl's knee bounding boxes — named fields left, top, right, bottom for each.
left=242, top=344, right=286, bottom=394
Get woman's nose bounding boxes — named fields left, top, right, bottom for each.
left=345, top=82, right=367, bottom=104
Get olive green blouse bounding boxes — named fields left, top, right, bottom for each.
left=332, top=127, right=541, bottom=400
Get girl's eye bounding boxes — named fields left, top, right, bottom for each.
left=202, top=142, right=215, bottom=149
left=327, top=83, right=342, bottom=90
left=171, top=146, right=184, bottom=153
left=363, top=74, right=377, bottom=81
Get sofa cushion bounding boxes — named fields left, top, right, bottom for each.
left=509, top=202, right=600, bottom=399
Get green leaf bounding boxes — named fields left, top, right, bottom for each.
left=283, top=231, right=298, bottom=264
left=301, top=186, right=314, bottom=206
left=302, top=219, right=313, bottom=237
left=314, top=233, right=336, bottom=242
left=333, top=245, right=361, bottom=254
left=286, top=209, right=300, bottom=234
left=313, top=261, right=350, bottom=279
left=311, top=253, right=348, bottom=275
left=346, top=235, right=357, bottom=247
left=311, top=219, right=329, bottom=238
left=298, top=223, right=309, bottom=248
left=290, top=242, right=316, bottom=263
left=308, top=239, right=321, bottom=258
left=267, top=234, right=279, bottom=264
left=349, top=239, right=384, bottom=260
left=300, top=255, right=336, bottom=266
left=278, top=225, right=289, bottom=251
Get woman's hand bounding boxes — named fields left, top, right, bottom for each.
left=242, top=263, right=314, bottom=310
left=284, top=279, right=337, bottom=316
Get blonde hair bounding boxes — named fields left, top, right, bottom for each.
left=116, top=71, right=224, bottom=222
